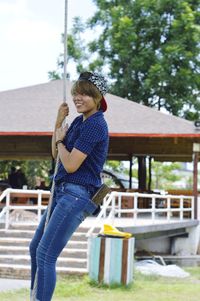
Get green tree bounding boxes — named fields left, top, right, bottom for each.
left=151, top=161, right=182, bottom=189
left=104, top=160, right=127, bottom=173
left=0, top=160, right=51, bottom=189
left=51, top=0, right=200, bottom=120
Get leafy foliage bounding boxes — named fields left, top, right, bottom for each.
left=104, top=160, right=185, bottom=190
left=51, top=0, right=200, bottom=120
left=0, top=160, right=51, bottom=189
left=151, top=161, right=182, bottom=189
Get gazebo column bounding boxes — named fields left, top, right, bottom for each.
left=138, top=156, right=147, bottom=191
left=129, top=154, right=133, bottom=189
left=193, top=143, right=199, bottom=219
left=148, top=156, right=152, bottom=192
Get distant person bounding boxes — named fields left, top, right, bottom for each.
left=16, top=168, right=27, bottom=189
left=8, top=167, right=18, bottom=188
left=35, top=179, right=48, bottom=190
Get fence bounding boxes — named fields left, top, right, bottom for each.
left=87, top=191, right=194, bottom=237
left=0, top=189, right=195, bottom=233
left=0, top=188, right=49, bottom=229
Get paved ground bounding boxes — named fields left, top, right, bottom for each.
left=0, top=278, right=30, bottom=292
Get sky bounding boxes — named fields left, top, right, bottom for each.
left=0, top=0, right=96, bottom=91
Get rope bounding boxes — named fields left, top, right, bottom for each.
left=63, top=0, right=68, bottom=102
left=31, top=1, right=68, bottom=299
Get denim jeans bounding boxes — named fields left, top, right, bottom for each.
left=29, top=182, right=98, bottom=301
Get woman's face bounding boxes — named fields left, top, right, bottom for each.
left=73, top=93, right=98, bottom=119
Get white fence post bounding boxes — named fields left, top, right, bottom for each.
left=180, top=197, right=183, bottom=220
left=37, top=191, right=42, bottom=223
left=118, top=195, right=122, bottom=218
left=191, top=197, right=195, bottom=220
left=134, top=194, right=138, bottom=220
left=152, top=197, right=156, bottom=223
left=5, top=190, right=11, bottom=230
left=167, top=197, right=171, bottom=221
left=111, top=195, right=115, bottom=224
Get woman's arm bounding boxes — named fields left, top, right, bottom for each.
left=55, top=125, right=87, bottom=173
left=52, top=122, right=61, bottom=159
left=52, top=103, right=87, bottom=172
left=56, top=142, right=87, bottom=173
left=52, top=103, right=69, bottom=159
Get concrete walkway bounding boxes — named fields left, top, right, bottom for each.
left=0, top=278, right=30, bottom=292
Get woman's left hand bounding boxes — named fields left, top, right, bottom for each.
left=56, top=124, right=68, bottom=142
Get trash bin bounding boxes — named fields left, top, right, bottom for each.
left=88, top=236, right=135, bottom=285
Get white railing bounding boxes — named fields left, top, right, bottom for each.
left=0, top=188, right=49, bottom=229
left=86, top=191, right=194, bottom=237
left=0, top=189, right=195, bottom=233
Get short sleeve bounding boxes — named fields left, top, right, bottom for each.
left=74, top=121, right=106, bottom=155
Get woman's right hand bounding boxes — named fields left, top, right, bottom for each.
left=56, top=103, right=69, bottom=127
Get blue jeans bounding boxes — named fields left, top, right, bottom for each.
left=29, top=182, right=98, bottom=301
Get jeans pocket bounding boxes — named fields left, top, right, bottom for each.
left=84, top=199, right=99, bottom=217
left=76, top=199, right=96, bottom=222
left=92, top=205, right=101, bottom=216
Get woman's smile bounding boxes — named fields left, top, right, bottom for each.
left=73, top=94, right=98, bottom=118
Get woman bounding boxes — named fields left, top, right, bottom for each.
left=29, top=72, right=109, bottom=301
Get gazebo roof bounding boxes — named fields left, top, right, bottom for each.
left=0, top=80, right=200, bottom=161
left=0, top=79, right=199, bottom=135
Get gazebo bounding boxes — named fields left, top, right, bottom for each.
left=0, top=80, right=200, bottom=217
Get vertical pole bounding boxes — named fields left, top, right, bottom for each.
left=111, top=196, right=115, bottom=224
left=167, top=197, right=171, bottom=221
left=151, top=197, right=155, bottom=224
left=129, top=155, right=133, bottom=189
left=193, top=152, right=199, bottom=219
left=63, top=0, right=68, bottom=102
left=138, top=156, right=147, bottom=191
left=38, top=191, right=42, bottom=223
left=5, top=190, right=10, bottom=230
left=148, top=156, right=152, bottom=192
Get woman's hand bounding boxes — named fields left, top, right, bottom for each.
left=56, top=103, right=69, bottom=127
left=56, top=124, right=68, bottom=142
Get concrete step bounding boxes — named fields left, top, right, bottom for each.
left=0, top=223, right=92, bottom=278
left=0, top=237, right=31, bottom=246
left=0, top=263, right=87, bottom=279
left=0, top=237, right=88, bottom=249
left=9, top=223, right=91, bottom=233
left=0, top=229, right=35, bottom=238
left=0, top=229, right=88, bottom=241
left=0, top=255, right=87, bottom=268
left=0, top=246, right=87, bottom=258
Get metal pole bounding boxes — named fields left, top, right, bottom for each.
left=193, top=151, right=198, bottom=219
left=129, top=154, right=133, bottom=189
left=148, top=156, right=152, bottom=192
left=63, top=0, right=68, bottom=102
left=192, top=143, right=200, bottom=220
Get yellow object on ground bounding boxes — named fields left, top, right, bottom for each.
left=100, top=224, right=132, bottom=238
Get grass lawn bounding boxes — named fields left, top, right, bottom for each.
left=0, top=267, right=199, bottom=301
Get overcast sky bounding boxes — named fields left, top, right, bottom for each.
left=0, top=0, right=96, bottom=91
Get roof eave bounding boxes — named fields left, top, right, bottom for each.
left=1, top=132, right=200, bottom=138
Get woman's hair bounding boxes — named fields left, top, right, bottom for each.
left=71, top=80, right=102, bottom=109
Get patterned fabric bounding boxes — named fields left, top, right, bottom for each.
left=88, top=73, right=107, bottom=95
left=54, top=111, right=109, bottom=189
left=79, top=72, right=108, bottom=95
